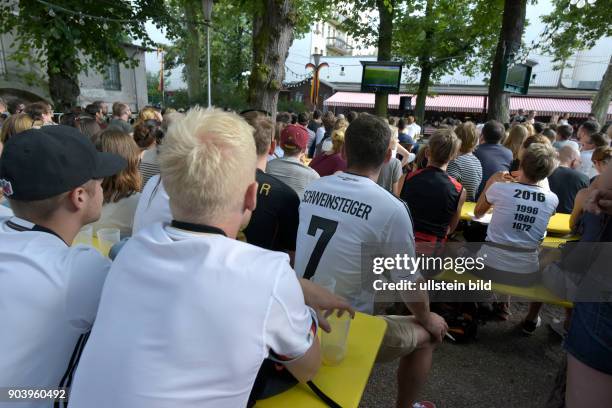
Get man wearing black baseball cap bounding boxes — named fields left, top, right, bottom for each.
left=0, top=125, right=126, bottom=406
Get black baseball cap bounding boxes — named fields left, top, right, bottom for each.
left=0, top=125, right=126, bottom=200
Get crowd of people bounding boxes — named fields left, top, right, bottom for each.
left=0, top=97, right=611, bottom=408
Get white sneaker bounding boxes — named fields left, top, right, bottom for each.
left=413, top=402, right=437, bottom=408
left=521, top=315, right=542, bottom=335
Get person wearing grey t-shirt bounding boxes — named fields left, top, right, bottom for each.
left=377, top=157, right=402, bottom=196
left=267, top=124, right=319, bottom=198
left=108, top=102, right=132, bottom=134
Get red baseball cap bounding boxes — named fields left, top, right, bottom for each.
left=280, top=124, right=309, bottom=150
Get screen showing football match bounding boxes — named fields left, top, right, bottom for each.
left=361, top=64, right=402, bottom=93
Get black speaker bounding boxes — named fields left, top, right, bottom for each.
left=399, top=96, right=412, bottom=111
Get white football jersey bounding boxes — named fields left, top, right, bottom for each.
left=69, top=223, right=315, bottom=408
left=0, top=217, right=110, bottom=408
left=295, top=172, right=416, bottom=314
left=132, top=175, right=171, bottom=234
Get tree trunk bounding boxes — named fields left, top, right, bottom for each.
left=591, top=56, right=612, bottom=127
left=414, top=62, right=432, bottom=126
left=374, top=0, right=394, bottom=118
left=47, top=49, right=80, bottom=111
left=487, top=0, right=527, bottom=123
left=414, top=0, right=434, bottom=126
left=248, top=0, right=295, bottom=119
left=182, top=0, right=203, bottom=104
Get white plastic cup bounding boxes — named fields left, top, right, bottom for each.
left=321, top=313, right=351, bottom=366
left=312, top=275, right=351, bottom=365
left=97, top=228, right=120, bottom=257
left=73, top=225, right=93, bottom=246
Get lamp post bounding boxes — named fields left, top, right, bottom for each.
left=305, top=53, right=328, bottom=109
left=202, top=0, right=213, bottom=108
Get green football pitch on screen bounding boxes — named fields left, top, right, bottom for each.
left=363, top=66, right=400, bottom=88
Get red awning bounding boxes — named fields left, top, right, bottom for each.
left=323, top=92, right=483, bottom=112
left=323, top=92, right=612, bottom=119
left=507, top=97, right=607, bottom=118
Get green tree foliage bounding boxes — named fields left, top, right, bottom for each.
left=396, top=0, right=503, bottom=123
left=0, top=0, right=165, bottom=110
left=540, top=0, right=612, bottom=63
left=340, top=0, right=503, bottom=123
left=540, top=0, right=612, bottom=125
left=162, top=0, right=330, bottom=114
left=337, top=0, right=393, bottom=116
left=147, top=70, right=167, bottom=105
left=163, top=0, right=252, bottom=109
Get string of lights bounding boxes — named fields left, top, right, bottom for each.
left=285, top=64, right=312, bottom=80
left=283, top=78, right=311, bottom=89
left=36, top=0, right=138, bottom=24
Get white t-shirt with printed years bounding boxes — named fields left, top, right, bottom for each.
left=69, top=223, right=316, bottom=408
left=479, top=182, right=558, bottom=273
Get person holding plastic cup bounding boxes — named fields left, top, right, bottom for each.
left=295, top=114, right=447, bottom=408
left=96, top=227, right=121, bottom=257
left=0, top=125, right=126, bottom=407
left=312, top=275, right=351, bottom=366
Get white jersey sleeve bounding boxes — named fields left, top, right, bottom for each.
left=264, top=265, right=316, bottom=362
left=65, top=246, right=111, bottom=331
left=132, top=175, right=171, bottom=234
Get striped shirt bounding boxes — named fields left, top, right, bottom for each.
left=139, top=148, right=160, bottom=189
left=447, top=153, right=482, bottom=202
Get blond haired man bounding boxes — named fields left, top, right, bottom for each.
left=69, top=108, right=350, bottom=408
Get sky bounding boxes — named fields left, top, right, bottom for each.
left=143, top=0, right=558, bottom=90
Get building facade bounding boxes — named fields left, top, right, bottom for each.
left=0, top=32, right=148, bottom=112
left=282, top=31, right=612, bottom=120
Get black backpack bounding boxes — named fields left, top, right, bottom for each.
left=248, top=359, right=341, bottom=407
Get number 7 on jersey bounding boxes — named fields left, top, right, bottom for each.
left=303, top=215, right=338, bottom=279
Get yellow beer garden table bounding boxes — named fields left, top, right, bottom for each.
left=257, top=313, right=387, bottom=408
left=87, top=239, right=387, bottom=408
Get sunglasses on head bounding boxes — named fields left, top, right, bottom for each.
left=144, top=119, right=161, bottom=127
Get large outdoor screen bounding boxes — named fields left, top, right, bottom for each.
left=504, top=63, right=532, bottom=95
left=360, top=62, right=402, bottom=94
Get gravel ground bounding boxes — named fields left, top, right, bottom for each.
left=360, top=303, right=566, bottom=408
